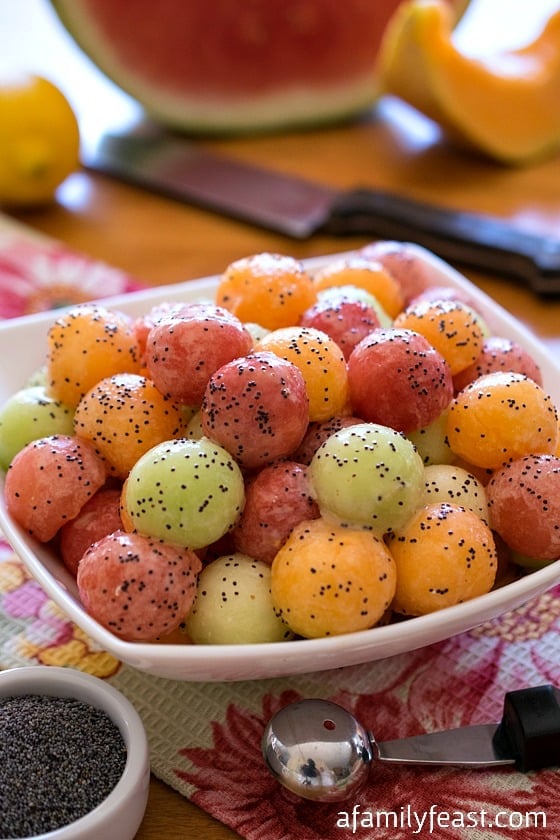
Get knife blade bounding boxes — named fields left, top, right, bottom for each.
left=84, top=130, right=560, bottom=296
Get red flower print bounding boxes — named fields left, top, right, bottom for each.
left=175, top=690, right=355, bottom=840
left=172, top=587, right=560, bottom=840
left=173, top=678, right=560, bottom=840
left=0, top=234, right=144, bottom=319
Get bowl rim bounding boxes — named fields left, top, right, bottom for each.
left=0, top=665, right=150, bottom=840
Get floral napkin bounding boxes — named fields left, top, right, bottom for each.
left=0, top=215, right=143, bottom=319
left=0, top=212, right=559, bottom=839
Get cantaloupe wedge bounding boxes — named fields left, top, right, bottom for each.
left=377, top=0, right=560, bottom=165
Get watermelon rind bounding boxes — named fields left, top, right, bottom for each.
left=49, top=0, right=387, bottom=134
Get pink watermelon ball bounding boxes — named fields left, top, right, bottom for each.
left=453, top=335, right=543, bottom=392
left=4, top=434, right=106, bottom=542
left=146, top=302, right=253, bottom=405
left=232, top=460, right=320, bottom=564
left=299, top=294, right=381, bottom=359
left=200, top=351, right=310, bottom=470
left=347, top=327, right=454, bottom=433
left=77, top=529, right=202, bottom=641
left=487, top=454, right=560, bottom=561
left=133, top=301, right=187, bottom=363
left=59, top=487, right=123, bottom=576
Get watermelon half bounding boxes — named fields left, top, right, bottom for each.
left=50, top=0, right=469, bottom=134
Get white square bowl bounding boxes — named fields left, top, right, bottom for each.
left=0, top=245, right=559, bottom=681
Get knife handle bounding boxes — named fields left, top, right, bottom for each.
left=492, top=684, right=560, bottom=771
left=325, top=188, right=560, bottom=296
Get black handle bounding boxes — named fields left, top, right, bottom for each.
left=493, top=684, right=560, bottom=771
left=325, top=188, right=560, bottom=297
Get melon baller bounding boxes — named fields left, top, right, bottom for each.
left=262, top=684, right=560, bottom=802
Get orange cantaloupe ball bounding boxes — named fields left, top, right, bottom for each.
left=387, top=502, right=497, bottom=616
left=74, top=373, right=183, bottom=478
left=259, top=325, right=349, bottom=422
left=215, top=252, right=316, bottom=329
left=313, top=256, right=404, bottom=318
left=119, top=478, right=134, bottom=532
left=394, top=299, right=485, bottom=375
left=446, top=371, right=558, bottom=469
left=47, top=304, right=142, bottom=406
left=271, top=517, right=396, bottom=638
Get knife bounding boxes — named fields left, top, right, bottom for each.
left=84, top=130, right=560, bottom=296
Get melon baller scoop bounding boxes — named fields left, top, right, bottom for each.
left=262, top=684, right=560, bottom=802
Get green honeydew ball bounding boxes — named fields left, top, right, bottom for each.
left=423, top=463, right=489, bottom=524
left=0, top=385, right=75, bottom=471
left=124, top=437, right=245, bottom=550
left=184, top=553, right=293, bottom=644
left=407, top=410, right=455, bottom=466
left=309, top=422, right=425, bottom=533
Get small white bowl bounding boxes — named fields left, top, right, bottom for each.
left=0, top=666, right=150, bottom=840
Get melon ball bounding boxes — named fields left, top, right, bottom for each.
left=74, top=373, right=183, bottom=478
left=123, top=437, right=245, bottom=550
left=406, top=410, right=456, bottom=466
left=511, top=551, right=555, bottom=571
left=408, top=284, right=479, bottom=310
left=0, top=385, right=74, bottom=471
left=447, top=372, right=558, bottom=469
left=259, top=325, right=349, bottom=423
left=317, top=285, right=392, bottom=328
left=309, top=422, right=425, bottom=534
left=313, top=255, right=404, bottom=318
left=387, top=502, right=497, bottom=616
left=231, top=461, right=319, bottom=564
left=185, top=409, right=204, bottom=440
left=271, top=517, right=396, bottom=638
left=200, top=351, right=309, bottom=470
left=423, top=464, right=489, bottom=523
left=47, top=303, right=142, bottom=406
left=184, top=553, right=293, bottom=644
left=216, top=252, right=316, bottom=329
left=145, top=302, right=253, bottom=404
left=244, top=322, right=270, bottom=344
left=60, top=487, right=123, bottom=576
left=487, top=454, right=560, bottom=561
left=293, top=415, right=363, bottom=465
left=77, top=530, right=201, bottom=641
left=360, top=240, right=437, bottom=305
left=133, top=300, right=188, bottom=361
left=299, top=294, right=382, bottom=360
left=25, top=366, right=48, bottom=388
left=453, top=335, right=543, bottom=392
left=4, top=434, right=106, bottom=542
left=347, top=327, right=454, bottom=433
left=394, top=299, right=485, bottom=375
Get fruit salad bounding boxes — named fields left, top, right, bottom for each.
left=1, top=244, right=559, bottom=647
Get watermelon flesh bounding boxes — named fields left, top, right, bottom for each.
left=51, top=0, right=466, bottom=134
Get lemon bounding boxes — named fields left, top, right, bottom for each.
left=0, top=74, right=80, bottom=206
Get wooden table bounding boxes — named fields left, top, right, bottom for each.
left=3, top=3, right=560, bottom=838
